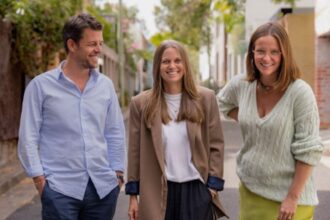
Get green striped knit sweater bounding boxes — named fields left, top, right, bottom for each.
left=218, top=74, right=324, bottom=205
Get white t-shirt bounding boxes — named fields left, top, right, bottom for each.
left=162, top=93, right=202, bottom=183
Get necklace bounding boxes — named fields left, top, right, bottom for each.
left=258, top=80, right=274, bottom=92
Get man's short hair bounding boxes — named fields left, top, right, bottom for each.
left=62, top=13, right=103, bottom=53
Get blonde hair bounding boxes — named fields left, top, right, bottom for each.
left=143, top=40, right=204, bottom=126
left=246, top=22, right=301, bottom=91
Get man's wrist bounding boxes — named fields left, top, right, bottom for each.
left=115, top=171, right=124, bottom=182
left=116, top=174, right=124, bottom=182
left=33, top=176, right=45, bottom=185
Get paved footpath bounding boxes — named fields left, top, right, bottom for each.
left=3, top=120, right=330, bottom=219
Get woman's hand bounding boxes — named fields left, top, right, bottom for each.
left=208, top=188, right=217, bottom=199
left=277, top=195, right=298, bottom=220
left=228, top=107, right=238, bottom=121
left=128, top=195, right=139, bottom=220
left=277, top=161, right=313, bottom=220
left=115, top=171, right=125, bottom=189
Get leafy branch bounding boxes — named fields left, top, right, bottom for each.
left=2, top=0, right=81, bottom=77
left=212, top=0, right=245, bottom=33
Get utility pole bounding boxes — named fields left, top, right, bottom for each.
left=117, top=0, right=125, bottom=106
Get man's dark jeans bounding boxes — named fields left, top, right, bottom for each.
left=41, top=179, right=120, bottom=220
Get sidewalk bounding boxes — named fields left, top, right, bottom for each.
left=1, top=126, right=330, bottom=220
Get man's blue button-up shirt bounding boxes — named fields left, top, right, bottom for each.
left=18, top=62, right=126, bottom=200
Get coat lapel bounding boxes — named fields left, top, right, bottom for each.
left=150, top=111, right=165, bottom=173
left=150, top=114, right=198, bottom=175
left=186, top=120, right=197, bottom=155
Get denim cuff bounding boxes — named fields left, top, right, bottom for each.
left=207, top=176, right=225, bottom=191
left=125, top=181, right=139, bottom=195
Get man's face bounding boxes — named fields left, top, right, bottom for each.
left=74, top=28, right=103, bottom=69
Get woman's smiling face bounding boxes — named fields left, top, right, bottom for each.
left=253, top=35, right=282, bottom=78
left=160, top=47, right=185, bottom=93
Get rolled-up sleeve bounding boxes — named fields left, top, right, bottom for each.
left=291, top=84, right=324, bottom=166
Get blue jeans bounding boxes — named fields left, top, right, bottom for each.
left=41, top=179, right=120, bottom=220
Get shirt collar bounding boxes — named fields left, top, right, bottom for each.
left=55, top=60, right=100, bottom=81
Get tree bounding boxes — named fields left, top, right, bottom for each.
left=87, top=3, right=117, bottom=50
left=89, top=2, right=151, bottom=72
left=0, top=0, right=15, bottom=18
left=151, top=0, right=213, bottom=78
left=212, top=0, right=245, bottom=33
left=2, top=0, right=82, bottom=77
left=153, top=0, right=212, bottom=51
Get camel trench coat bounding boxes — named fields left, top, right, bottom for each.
left=126, top=86, right=228, bottom=219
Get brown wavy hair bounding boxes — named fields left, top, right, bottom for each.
left=62, top=13, right=102, bottom=53
left=143, top=40, right=204, bottom=126
left=246, top=22, right=301, bottom=91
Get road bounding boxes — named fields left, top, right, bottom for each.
left=7, top=120, right=330, bottom=219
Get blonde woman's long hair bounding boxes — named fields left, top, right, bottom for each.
left=143, top=40, right=204, bottom=126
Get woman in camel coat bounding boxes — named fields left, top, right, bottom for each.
left=125, top=40, right=227, bottom=220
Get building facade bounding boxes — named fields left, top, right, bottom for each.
left=315, top=0, right=330, bottom=128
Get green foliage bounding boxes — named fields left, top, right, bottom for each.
left=2, top=0, right=82, bottom=77
left=87, top=3, right=139, bottom=52
left=149, top=32, right=174, bottom=47
left=228, top=22, right=246, bottom=55
left=152, top=0, right=214, bottom=77
left=132, top=49, right=153, bottom=61
left=0, top=0, right=14, bottom=18
left=86, top=4, right=117, bottom=50
left=121, top=3, right=138, bottom=19
left=213, top=0, right=245, bottom=33
left=150, top=32, right=200, bottom=77
left=154, top=0, right=212, bottom=51
left=88, top=2, right=142, bottom=71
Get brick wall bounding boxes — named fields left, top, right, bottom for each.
left=316, top=36, right=330, bottom=129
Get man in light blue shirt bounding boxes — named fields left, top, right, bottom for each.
left=18, top=13, right=125, bottom=220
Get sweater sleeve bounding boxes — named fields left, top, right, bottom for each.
left=291, top=82, right=324, bottom=166
left=217, top=76, right=240, bottom=119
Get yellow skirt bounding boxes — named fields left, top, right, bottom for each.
left=239, top=183, right=314, bottom=220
